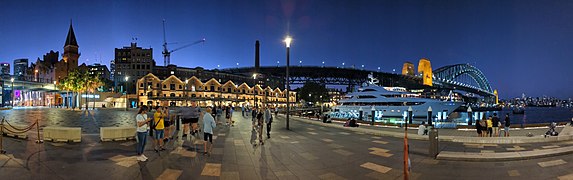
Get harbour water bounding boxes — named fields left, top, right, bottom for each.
left=367, top=107, right=573, bottom=128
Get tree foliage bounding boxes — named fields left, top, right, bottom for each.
left=296, top=81, right=329, bottom=104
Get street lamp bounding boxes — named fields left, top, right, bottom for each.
left=35, top=69, right=38, bottom=82
left=184, top=79, right=189, bottom=106
left=342, top=62, right=345, bottom=68
left=11, top=78, right=14, bottom=107
left=299, top=60, right=302, bottom=67
left=276, top=61, right=280, bottom=67
left=284, top=36, right=292, bottom=130
left=253, top=73, right=257, bottom=109
left=125, top=76, right=129, bottom=111
left=53, top=81, right=57, bottom=108
left=322, top=61, right=325, bottom=67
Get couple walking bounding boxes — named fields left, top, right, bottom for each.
left=251, top=106, right=273, bottom=146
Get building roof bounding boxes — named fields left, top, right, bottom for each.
left=64, top=21, right=78, bottom=47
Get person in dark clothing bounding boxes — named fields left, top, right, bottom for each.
left=475, top=118, right=482, bottom=137
left=492, top=113, right=500, bottom=137
left=504, top=113, right=511, bottom=137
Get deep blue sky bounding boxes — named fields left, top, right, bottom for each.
left=1, top=0, right=573, bottom=99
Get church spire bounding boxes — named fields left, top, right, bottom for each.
left=64, top=20, right=78, bottom=47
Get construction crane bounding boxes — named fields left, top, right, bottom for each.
left=162, top=19, right=206, bottom=66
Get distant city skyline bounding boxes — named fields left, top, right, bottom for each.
left=1, top=0, right=573, bottom=99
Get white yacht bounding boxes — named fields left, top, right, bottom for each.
left=331, top=75, right=463, bottom=120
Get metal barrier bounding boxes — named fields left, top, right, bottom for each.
left=0, top=117, right=42, bottom=154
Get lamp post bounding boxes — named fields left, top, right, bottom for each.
left=35, top=69, right=38, bottom=82
left=53, top=81, right=57, bottom=108
left=11, top=78, right=14, bottom=107
left=284, top=36, right=292, bottom=130
left=427, top=106, right=433, bottom=126
left=185, top=79, right=189, bottom=106
left=125, top=76, right=129, bottom=111
left=404, top=106, right=412, bottom=179
left=253, top=73, right=257, bottom=109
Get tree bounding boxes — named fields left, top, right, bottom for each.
left=296, top=81, right=329, bottom=105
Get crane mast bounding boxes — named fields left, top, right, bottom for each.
left=162, top=20, right=205, bottom=66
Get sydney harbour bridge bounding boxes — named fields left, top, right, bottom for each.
left=224, top=61, right=496, bottom=103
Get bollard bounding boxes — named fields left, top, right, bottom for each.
left=176, top=115, right=180, bottom=131
left=427, top=106, right=433, bottom=126
left=467, top=107, right=473, bottom=126
left=0, top=117, right=5, bottom=154
left=35, top=119, right=43, bottom=143
left=429, top=127, right=439, bottom=158
left=371, top=106, right=376, bottom=126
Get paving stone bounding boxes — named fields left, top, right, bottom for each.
left=274, top=170, right=294, bottom=177
left=220, top=171, right=240, bottom=180
left=299, top=152, right=319, bottom=161
left=360, top=162, right=392, bottom=174
left=322, top=138, right=334, bottom=142
left=368, top=147, right=390, bottom=152
left=156, top=169, right=183, bottom=180
left=558, top=173, right=573, bottom=180
left=212, top=148, right=224, bottom=155
left=327, top=144, right=344, bottom=149
left=338, top=132, right=350, bottom=135
left=201, top=163, right=222, bottom=177
left=333, top=149, right=354, bottom=156
left=369, top=150, right=393, bottom=157
left=308, top=132, right=318, bottom=135
left=372, top=140, right=388, bottom=144
left=318, top=172, right=347, bottom=180
left=506, top=146, right=526, bottom=151
left=538, top=159, right=567, bottom=167
left=541, top=145, right=560, bottom=149
left=480, top=150, right=495, bottom=153
left=507, top=170, right=520, bottom=177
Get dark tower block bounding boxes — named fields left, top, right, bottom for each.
left=255, top=40, right=260, bottom=73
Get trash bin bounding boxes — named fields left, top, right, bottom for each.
left=429, top=127, right=439, bottom=158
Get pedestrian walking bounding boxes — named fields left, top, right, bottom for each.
left=202, top=107, right=217, bottom=156
left=153, top=106, right=166, bottom=152
left=264, top=106, right=273, bottom=139
left=179, top=102, right=202, bottom=138
left=504, top=113, right=511, bottom=137
left=216, top=105, right=223, bottom=125
left=492, top=113, right=500, bottom=137
left=163, top=106, right=172, bottom=143
left=251, top=107, right=257, bottom=125
left=136, top=105, right=151, bottom=161
left=486, top=116, right=493, bottom=137
left=479, top=118, right=487, bottom=137
left=475, top=118, right=483, bottom=137
left=256, top=108, right=265, bottom=145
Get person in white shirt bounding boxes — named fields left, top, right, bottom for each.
left=202, top=107, right=217, bottom=155
left=136, top=106, right=152, bottom=161
left=418, top=121, right=428, bottom=135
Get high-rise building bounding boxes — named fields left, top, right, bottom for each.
left=13, top=58, right=28, bottom=77
left=0, top=63, right=10, bottom=75
left=114, top=42, right=155, bottom=93
left=110, top=59, right=115, bottom=80
left=88, top=63, right=111, bottom=80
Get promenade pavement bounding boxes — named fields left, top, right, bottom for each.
left=1, top=110, right=573, bottom=179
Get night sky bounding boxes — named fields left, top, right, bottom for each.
left=1, top=0, right=573, bottom=99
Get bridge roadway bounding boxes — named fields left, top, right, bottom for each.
left=223, top=65, right=495, bottom=98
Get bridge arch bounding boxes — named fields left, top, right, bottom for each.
left=433, top=64, right=493, bottom=93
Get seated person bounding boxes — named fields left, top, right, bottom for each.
left=344, top=118, right=359, bottom=127
left=418, top=121, right=428, bottom=135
